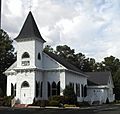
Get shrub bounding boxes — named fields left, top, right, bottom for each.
left=63, top=85, right=77, bottom=104
left=114, top=100, right=120, bottom=103
left=0, top=88, right=4, bottom=97
left=32, top=100, right=49, bottom=107
left=49, top=95, right=61, bottom=102
left=49, top=95, right=65, bottom=103
left=0, top=96, right=13, bottom=107
left=3, top=96, right=12, bottom=106
left=48, top=100, right=59, bottom=106
left=64, top=104, right=76, bottom=107
left=0, top=97, right=4, bottom=106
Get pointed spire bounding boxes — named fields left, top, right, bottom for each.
left=15, top=11, right=46, bottom=42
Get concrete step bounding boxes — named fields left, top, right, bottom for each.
left=14, top=104, right=27, bottom=108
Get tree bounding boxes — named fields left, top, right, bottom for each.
left=44, top=45, right=54, bottom=53
left=63, top=85, right=77, bottom=104
left=94, top=62, right=105, bottom=71
left=102, top=56, right=120, bottom=75
left=55, top=45, right=75, bottom=64
left=44, top=45, right=100, bottom=72
left=113, top=69, right=120, bottom=100
left=0, top=29, right=16, bottom=95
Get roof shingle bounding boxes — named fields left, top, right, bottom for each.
left=44, top=51, right=85, bottom=75
left=86, top=72, right=111, bottom=86
left=15, top=11, right=46, bottom=42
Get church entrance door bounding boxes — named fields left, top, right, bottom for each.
left=20, top=81, right=31, bottom=104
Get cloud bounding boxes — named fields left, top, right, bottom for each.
left=2, top=0, right=120, bottom=61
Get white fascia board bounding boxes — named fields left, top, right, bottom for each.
left=87, top=85, right=109, bottom=89
left=4, top=70, right=16, bottom=75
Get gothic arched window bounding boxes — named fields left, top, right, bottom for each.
left=52, top=82, right=57, bottom=96
left=38, top=53, right=41, bottom=60
left=57, top=81, right=60, bottom=95
left=22, top=52, right=30, bottom=59
left=84, top=85, right=87, bottom=97
left=48, top=82, right=51, bottom=97
left=81, top=84, right=84, bottom=97
left=76, top=83, right=80, bottom=97
left=14, top=84, right=16, bottom=96
left=11, top=83, right=14, bottom=96
left=21, top=81, right=30, bottom=88
left=40, top=82, right=43, bottom=97
left=36, top=81, right=39, bottom=97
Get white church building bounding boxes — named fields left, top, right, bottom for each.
left=5, top=12, right=115, bottom=105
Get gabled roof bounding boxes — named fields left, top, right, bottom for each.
left=86, top=72, right=111, bottom=86
left=15, top=11, right=46, bottom=42
left=44, top=51, right=85, bottom=75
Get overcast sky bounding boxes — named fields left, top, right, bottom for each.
left=2, top=0, right=120, bottom=61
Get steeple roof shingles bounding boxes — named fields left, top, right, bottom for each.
left=15, top=11, right=45, bottom=42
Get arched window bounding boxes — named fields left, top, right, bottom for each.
left=76, top=84, right=80, bottom=97
left=52, top=82, right=57, bottom=96
left=38, top=82, right=40, bottom=97
left=48, top=82, right=51, bottom=97
left=57, top=81, right=60, bottom=95
left=38, top=53, right=41, bottom=60
left=84, top=85, right=87, bottom=97
left=22, top=52, right=30, bottom=59
left=11, top=83, right=14, bottom=96
left=40, top=82, right=43, bottom=97
left=36, top=81, right=39, bottom=97
left=21, top=52, right=30, bottom=66
left=14, top=84, right=16, bottom=96
left=81, top=84, right=84, bottom=97
left=69, top=82, right=74, bottom=89
left=21, top=81, right=30, bottom=88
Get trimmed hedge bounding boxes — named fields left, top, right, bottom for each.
left=64, top=104, right=76, bottom=107
left=32, top=100, right=49, bottom=107
left=48, top=100, right=59, bottom=106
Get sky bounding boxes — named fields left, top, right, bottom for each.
left=2, top=0, right=120, bottom=62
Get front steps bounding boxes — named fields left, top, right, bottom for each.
left=14, top=104, right=28, bottom=108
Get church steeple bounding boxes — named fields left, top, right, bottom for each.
left=15, top=11, right=46, bottom=43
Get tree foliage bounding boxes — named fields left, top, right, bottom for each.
left=44, top=45, right=54, bottom=53
left=63, top=85, right=77, bottom=104
left=0, top=29, right=16, bottom=95
left=102, top=56, right=120, bottom=75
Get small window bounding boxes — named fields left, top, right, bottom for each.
left=22, top=52, right=30, bottom=59
left=38, top=53, right=41, bottom=60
